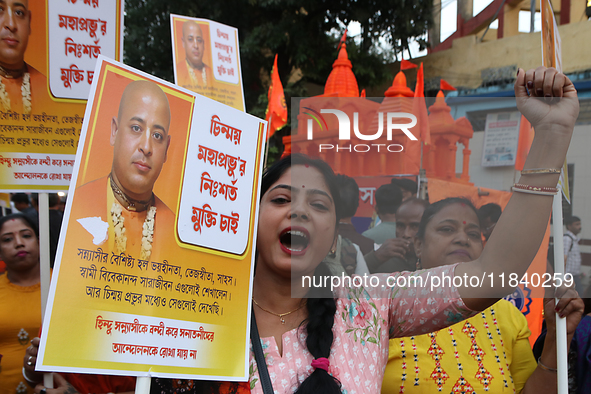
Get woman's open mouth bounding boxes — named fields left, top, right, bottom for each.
left=279, top=227, right=310, bottom=256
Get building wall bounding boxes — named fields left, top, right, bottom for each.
left=381, top=20, right=591, bottom=91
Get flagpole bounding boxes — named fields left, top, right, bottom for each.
left=264, top=114, right=272, bottom=169
left=551, top=188, right=569, bottom=394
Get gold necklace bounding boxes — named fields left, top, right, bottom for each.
left=252, top=298, right=306, bottom=324
left=109, top=173, right=153, bottom=212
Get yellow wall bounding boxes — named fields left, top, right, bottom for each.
left=380, top=20, right=591, bottom=91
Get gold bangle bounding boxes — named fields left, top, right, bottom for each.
left=537, top=357, right=558, bottom=373
left=521, top=168, right=561, bottom=175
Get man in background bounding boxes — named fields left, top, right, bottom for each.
left=335, top=174, right=374, bottom=255
left=365, top=198, right=428, bottom=273
left=564, top=215, right=583, bottom=291
left=362, top=183, right=402, bottom=244
left=391, top=178, right=418, bottom=202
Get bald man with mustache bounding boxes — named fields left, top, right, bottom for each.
left=0, top=0, right=49, bottom=114
left=73, top=80, right=175, bottom=262
left=176, top=20, right=214, bottom=91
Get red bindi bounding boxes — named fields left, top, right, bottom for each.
left=304, top=164, right=310, bottom=168
left=461, top=203, right=466, bottom=207
left=302, top=185, right=305, bottom=188
left=463, top=221, right=466, bottom=224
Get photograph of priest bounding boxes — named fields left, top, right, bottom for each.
left=0, top=0, right=48, bottom=114
left=176, top=20, right=214, bottom=90
left=72, top=80, right=175, bottom=262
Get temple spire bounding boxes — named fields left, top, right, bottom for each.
left=324, top=30, right=359, bottom=97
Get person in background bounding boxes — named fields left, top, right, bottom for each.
left=391, top=178, right=418, bottom=201
left=362, top=183, right=402, bottom=244
left=335, top=174, right=374, bottom=255
left=10, top=193, right=34, bottom=214
left=0, top=213, right=41, bottom=394
left=21, top=194, right=63, bottom=269
left=564, top=215, right=583, bottom=291
left=533, top=285, right=591, bottom=394
left=382, top=198, right=584, bottom=394
left=478, top=203, right=502, bottom=242
left=365, top=198, right=429, bottom=273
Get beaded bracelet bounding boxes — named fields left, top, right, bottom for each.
left=512, top=183, right=558, bottom=196
left=521, top=168, right=561, bottom=175
left=537, top=357, right=558, bottom=373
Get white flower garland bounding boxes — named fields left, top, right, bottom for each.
left=0, top=71, right=31, bottom=114
left=187, top=60, right=207, bottom=86
left=111, top=203, right=156, bottom=260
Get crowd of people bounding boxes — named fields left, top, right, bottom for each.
left=0, top=65, right=587, bottom=394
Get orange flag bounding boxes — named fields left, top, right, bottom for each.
left=413, top=63, right=431, bottom=145
left=400, top=59, right=418, bottom=70
left=440, top=79, right=457, bottom=91
left=515, top=115, right=534, bottom=171
left=265, top=54, right=288, bottom=139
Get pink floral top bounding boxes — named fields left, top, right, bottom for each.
left=248, top=264, right=476, bottom=394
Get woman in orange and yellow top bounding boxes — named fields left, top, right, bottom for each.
left=0, top=213, right=42, bottom=394
left=382, top=198, right=584, bottom=393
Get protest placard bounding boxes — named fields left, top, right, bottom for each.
left=37, top=57, right=266, bottom=380
left=0, top=0, right=123, bottom=192
left=170, top=14, right=245, bottom=112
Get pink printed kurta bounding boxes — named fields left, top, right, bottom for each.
left=249, top=264, right=476, bottom=394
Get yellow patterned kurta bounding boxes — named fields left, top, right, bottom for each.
left=382, top=300, right=537, bottom=394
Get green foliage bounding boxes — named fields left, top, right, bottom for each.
left=124, top=0, right=431, bottom=117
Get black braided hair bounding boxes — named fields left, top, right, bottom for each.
left=295, top=262, right=341, bottom=394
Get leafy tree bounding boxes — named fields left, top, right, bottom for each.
left=123, top=0, right=432, bottom=162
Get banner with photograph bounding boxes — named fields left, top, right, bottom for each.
left=481, top=112, right=521, bottom=167
left=0, top=0, right=123, bottom=192
left=37, top=57, right=266, bottom=380
left=170, top=14, right=245, bottom=112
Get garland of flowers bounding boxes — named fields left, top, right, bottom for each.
left=111, top=202, right=156, bottom=260
left=0, top=71, right=31, bottom=114
left=187, top=60, right=207, bottom=86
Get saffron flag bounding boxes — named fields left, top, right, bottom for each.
left=413, top=63, right=431, bottom=145
left=515, top=115, right=534, bottom=171
left=440, top=79, right=457, bottom=91
left=400, top=59, right=418, bottom=70
left=265, top=54, right=288, bottom=139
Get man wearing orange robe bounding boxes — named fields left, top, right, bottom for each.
left=176, top=21, right=214, bottom=92
left=71, top=80, right=175, bottom=262
left=0, top=0, right=50, bottom=115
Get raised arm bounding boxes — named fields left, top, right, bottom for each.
left=457, top=67, right=579, bottom=310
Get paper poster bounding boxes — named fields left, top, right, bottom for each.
left=170, top=14, right=245, bottom=112
left=37, top=58, right=266, bottom=380
left=0, top=0, right=123, bottom=192
left=481, top=112, right=521, bottom=167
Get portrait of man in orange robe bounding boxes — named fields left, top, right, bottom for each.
left=71, top=80, right=176, bottom=262
left=176, top=21, right=214, bottom=92
left=0, top=0, right=50, bottom=115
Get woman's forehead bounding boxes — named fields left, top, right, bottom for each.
left=430, top=203, right=479, bottom=224
left=1, top=218, right=33, bottom=234
left=277, top=165, right=330, bottom=191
